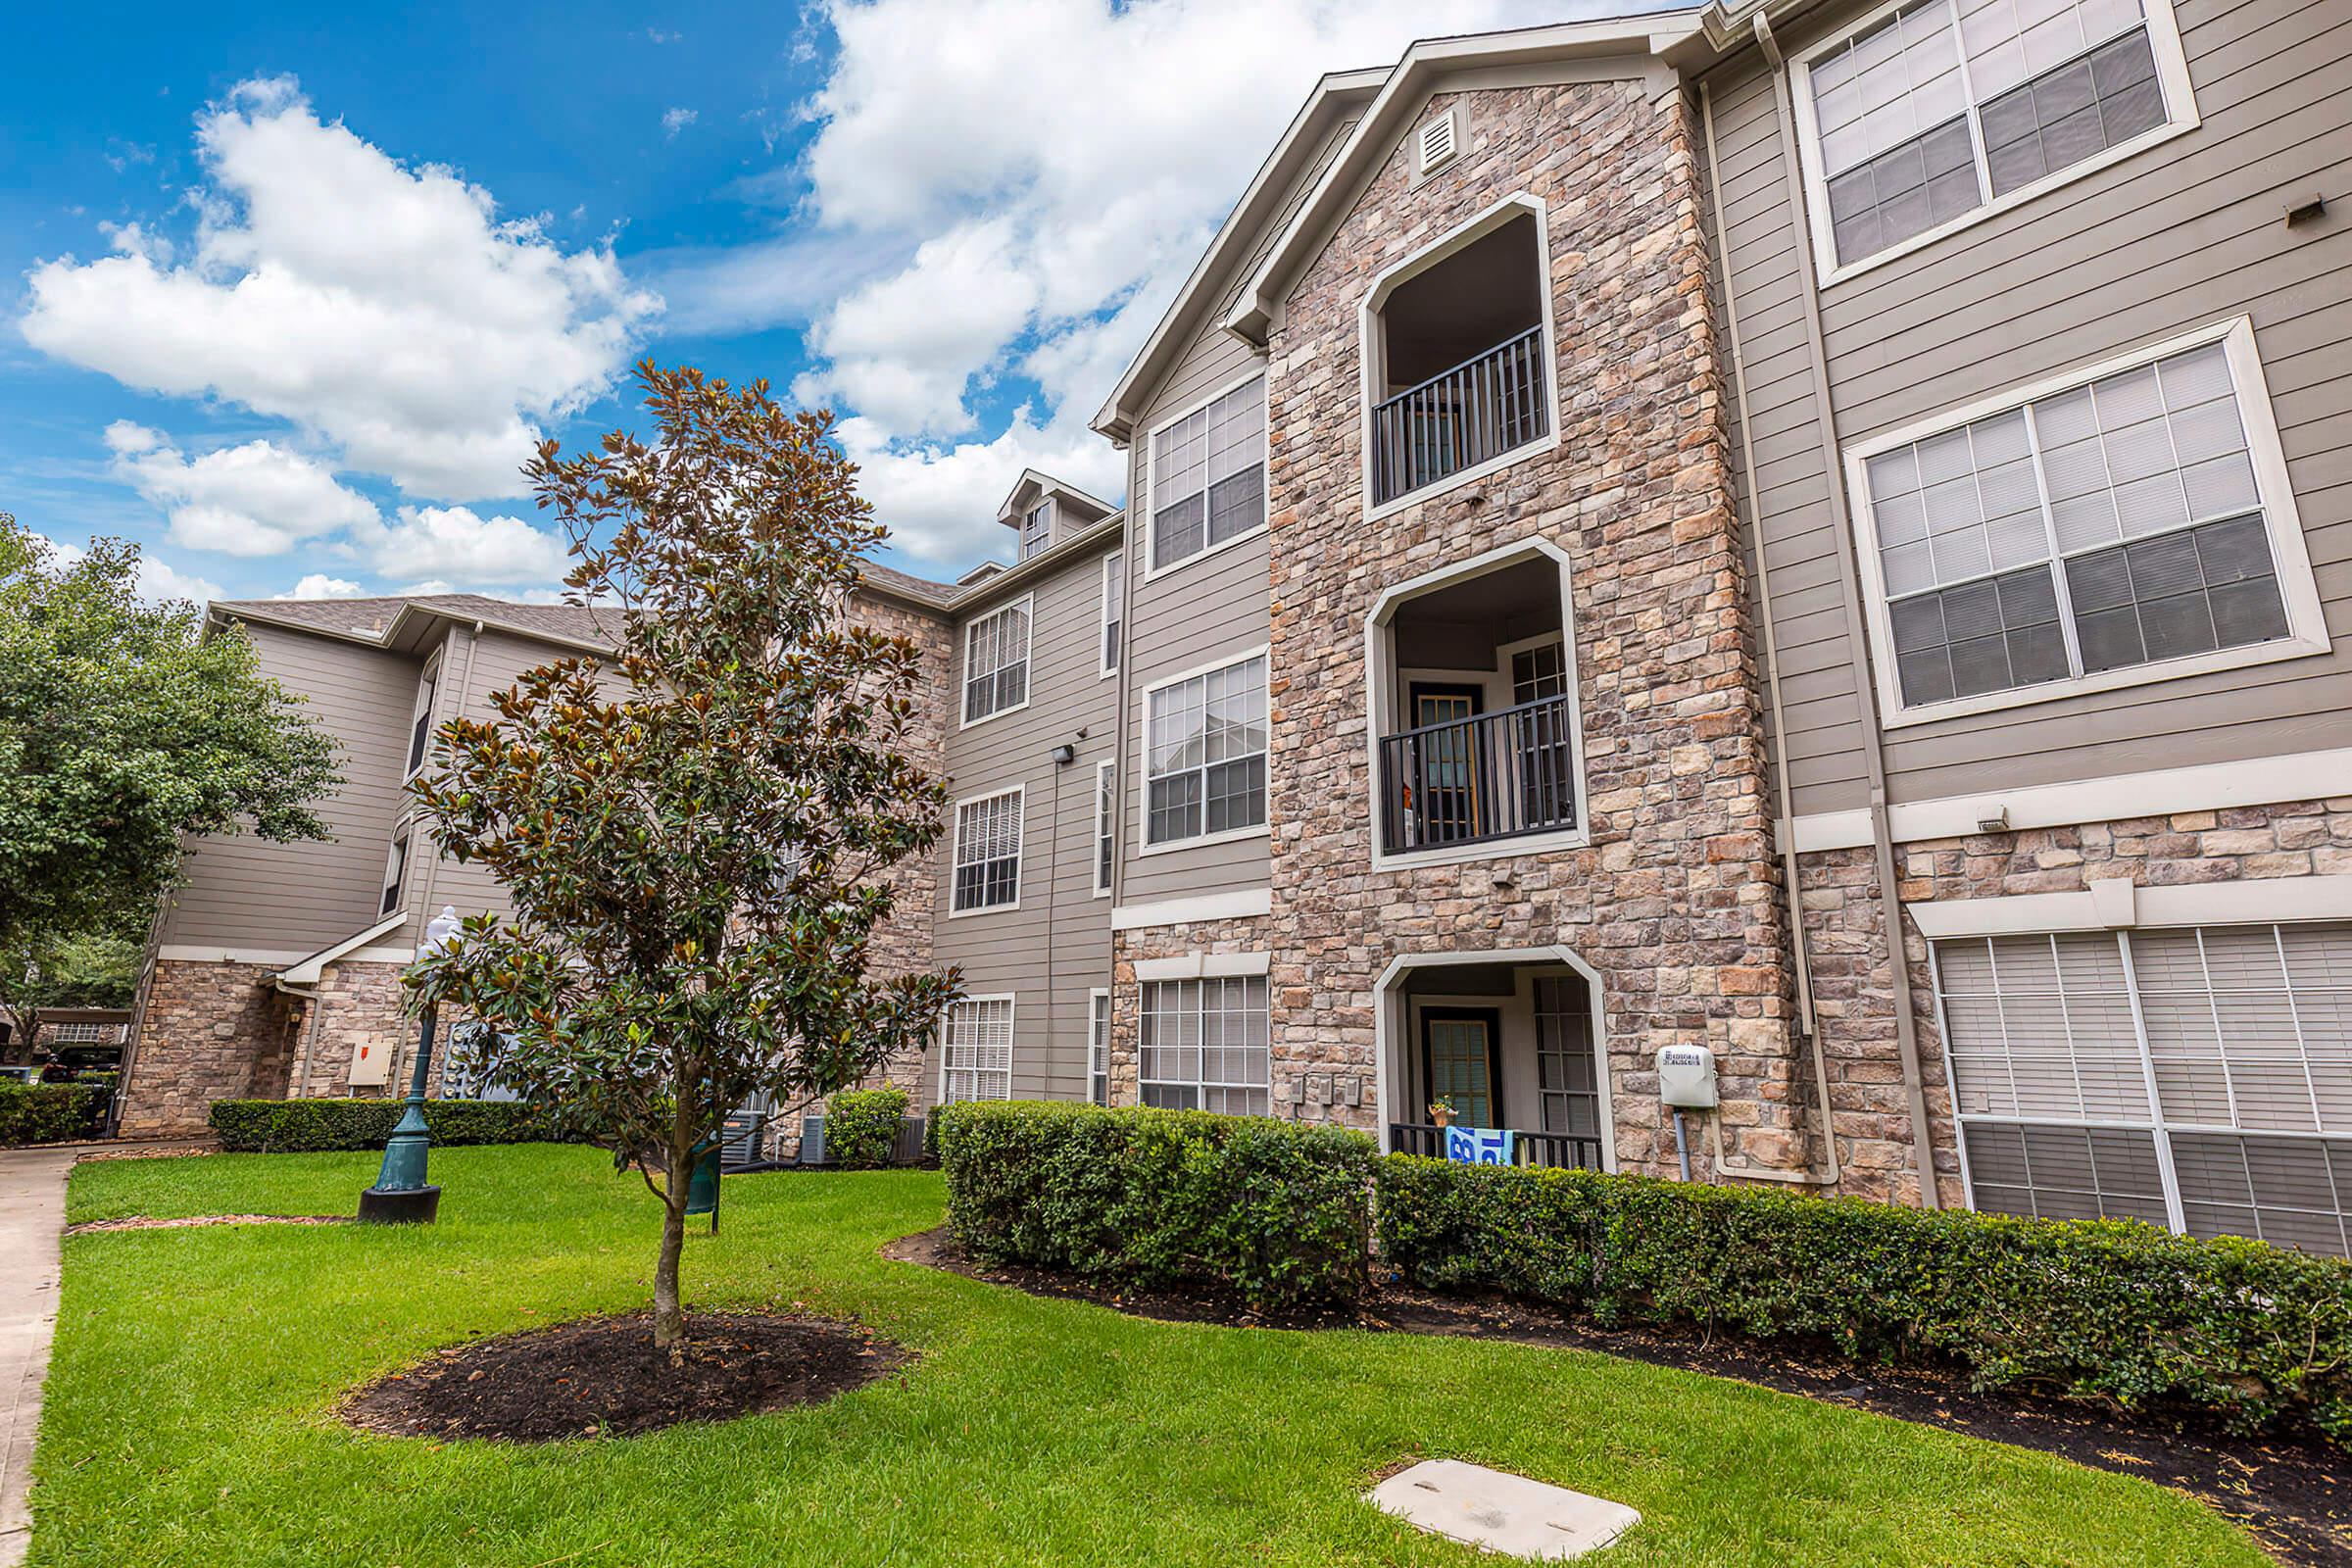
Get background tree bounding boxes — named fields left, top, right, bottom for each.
left=0, top=516, right=339, bottom=1009
left=409, top=365, right=959, bottom=1351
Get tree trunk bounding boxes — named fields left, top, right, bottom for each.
left=653, top=1143, right=689, bottom=1353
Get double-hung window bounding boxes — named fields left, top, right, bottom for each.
left=379, top=835, right=411, bottom=917
left=1140, top=976, right=1270, bottom=1115
left=405, top=656, right=441, bottom=776
left=951, top=788, right=1022, bottom=914
left=1149, top=377, right=1264, bottom=573
left=961, top=598, right=1031, bottom=725
left=940, top=997, right=1014, bottom=1104
left=1019, top=500, right=1054, bottom=562
left=1090, top=990, right=1111, bottom=1105
left=1851, top=320, right=2318, bottom=721
left=1093, top=760, right=1115, bottom=896
left=1100, top=553, right=1124, bottom=675
left=1796, top=0, right=2192, bottom=276
left=1936, top=923, right=2352, bottom=1256
left=1145, top=653, right=1267, bottom=847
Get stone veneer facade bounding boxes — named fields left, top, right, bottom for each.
left=1250, top=77, right=1808, bottom=1182
left=117, top=959, right=304, bottom=1138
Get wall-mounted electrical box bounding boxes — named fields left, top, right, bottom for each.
left=1656, top=1044, right=1717, bottom=1109
left=348, top=1039, right=392, bottom=1088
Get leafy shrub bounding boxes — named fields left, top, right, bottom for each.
left=936, top=1100, right=1374, bottom=1311
left=0, top=1080, right=107, bottom=1146
left=826, top=1087, right=909, bottom=1169
left=1377, top=1155, right=2352, bottom=1443
left=208, top=1098, right=574, bottom=1153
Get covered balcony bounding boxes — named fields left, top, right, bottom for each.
left=1365, top=205, right=1552, bottom=509
left=1380, top=955, right=1610, bottom=1171
left=1369, top=546, right=1583, bottom=860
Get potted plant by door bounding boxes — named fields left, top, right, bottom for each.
left=1428, top=1098, right=1457, bottom=1130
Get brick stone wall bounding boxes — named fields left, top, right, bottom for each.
left=286, top=958, right=413, bottom=1099
left=1259, top=77, right=1804, bottom=1181
left=1797, top=796, right=2352, bottom=1204
left=117, top=960, right=304, bottom=1137
left=1108, top=915, right=1276, bottom=1109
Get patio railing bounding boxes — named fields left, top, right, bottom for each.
left=1377, top=692, right=1578, bottom=855
left=1389, top=1122, right=1604, bottom=1171
left=1370, top=324, right=1549, bottom=507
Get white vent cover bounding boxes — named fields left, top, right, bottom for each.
left=1416, top=109, right=1457, bottom=174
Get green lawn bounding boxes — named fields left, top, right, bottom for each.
left=35, top=1145, right=2262, bottom=1567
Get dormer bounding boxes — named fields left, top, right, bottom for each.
left=995, top=469, right=1120, bottom=563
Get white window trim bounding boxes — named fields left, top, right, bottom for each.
left=957, top=593, right=1035, bottom=731
left=1844, top=317, right=2326, bottom=730
left=947, top=783, right=1024, bottom=918
left=1138, top=971, right=1273, bottom=1113
left=1098, top=551, right=1124, bottom=680
left=404, top=652, right=443, bottom=780
left=1358, top=191, right=1561, bottom=525
left=1019, top=498, right=1054, bottom=561
left=1363, top=537, right=1592, bottom=870
left=1092, top=759, right=1116, bottom=898
left=1137, top=643, right=1272, bottom=856
left=1790, top=0, right=2200, bottom=289
left=379, top=834, right=411, bottom=917
left=1141, top=369, right=1268, bottom=584
left=1089, top=987, right=1111, bottom=1105
left=937, top=993, right=1015, bottom=1107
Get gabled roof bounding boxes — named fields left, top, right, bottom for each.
left=994, top=468, right=1119, bottom=528
left=272, top=910, right=411, bottom=987
left=213, top=593, right=625, bottom=655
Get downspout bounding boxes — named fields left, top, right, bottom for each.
left=1755, top=13, right=1941, bottom=1207
left=1699, top=74, right=1838, bottom=1191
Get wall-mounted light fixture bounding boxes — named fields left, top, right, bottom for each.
left=1050, top=743, right=1076, bottom=766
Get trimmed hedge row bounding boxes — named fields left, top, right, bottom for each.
left=209, top=1098, right=573, bottom=1153
left=935, top=1100, right=1375, bottom=1311
left=826, top=1087, right=908, bottom=1170
left=0, top=1081, right=108, bottom=1146
left=1378, top=1155, right=2352, bottom=1441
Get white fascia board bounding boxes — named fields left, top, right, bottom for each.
left=1908, top=874, right=2352, bottom=940
left=1109, top=889, right=1271, bottom=932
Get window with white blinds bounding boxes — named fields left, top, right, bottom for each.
left=1145, top=653, right=1268, bottom=846
left=1140, top=976, right=1270, bottom=1115
left=961, top=598, right=1031, bottom=725
left=1798, top=0, right=2188, bottom=273
left=1090, top=990, right=1111, bottom=1106
left=1851, top=322, right=2316, bottom=718
left=951, top=789, right=1021, bottom=913
left=940, top=997, right=1014, bottom=1104
left=1148, top=377, right=1264, bottom=572
left=1934, top=922, right=2352, bottom=1255
left=1093, top=760, right=1115, bottom=896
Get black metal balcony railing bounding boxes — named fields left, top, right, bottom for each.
left=1370, top=324, right=1549, bottom=507
left=1378, top=692, right=1578, bottom=856
left=1389, top=1122, right=1604, bottom=1171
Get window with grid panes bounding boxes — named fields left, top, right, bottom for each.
left=1019, top=500, right=1053, bottom=561
left=1150, top=379, right=1264, bottom=571
left=1935, top=923, right=2352, bottom=1255
left=1146, top=654, right=1266, bottom=845
left=1093, top=760, right=1115, bottom=895
left=940, top=998, right=1013, bottom=1103
left=1805, top=0, right=2177, bottom=269
left=1090, top=992, right=1110, bottom=1105
left=951, top=790, right=1021, bottom=912
left=1140, top=976, right=1270, bottom=1114
left=1862, top=338, right=2292, bottom=710
left=962, top=600, right=1030, bottom=723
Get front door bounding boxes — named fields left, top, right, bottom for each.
left=1422, top=1008, right=1502, bottom=1130
left=1409, top=683, right=1484, bottom=844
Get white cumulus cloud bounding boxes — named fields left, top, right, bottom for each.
left=35, top=532, right=225, bottom=609
left=105, top=420, right=380, bottom=557
left=351, top=505, right=573, bottom=591
left=279, top=573, right=369, bottom=600
left=23, top=75, right=660, bottom=503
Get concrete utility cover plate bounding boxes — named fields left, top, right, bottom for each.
left=1367, top=1459, right=1641, bottom=1560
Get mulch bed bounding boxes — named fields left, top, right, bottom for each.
left=65, top=1213, right=346, bottom=1236
left=885, top=1226, right=2350, bottom=1567
left=339, top=1310, right=911, bottom=1443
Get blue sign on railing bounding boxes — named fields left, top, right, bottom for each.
left=1445, top=1125, right=1515, bottom=1165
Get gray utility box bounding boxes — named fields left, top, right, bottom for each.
left=1656, top=1044, right=1718, bottom=1109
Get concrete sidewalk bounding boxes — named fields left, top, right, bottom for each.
left=0, top=1148, right=74, bottom=1568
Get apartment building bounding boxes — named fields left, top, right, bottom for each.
left=120, top=0, right=2351, bottom=1253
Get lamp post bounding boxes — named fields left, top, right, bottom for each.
left=359, top=906, right=463, bottom=1225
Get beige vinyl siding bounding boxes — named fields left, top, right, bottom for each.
left=158, top=623, right=422, bottom=952
left=934, top=549, right=1117, bottom=1102
left=1711, top=0, right=2352, bottom=816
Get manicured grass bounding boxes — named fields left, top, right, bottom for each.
left=36, top=1145, right=2261, bottom=1566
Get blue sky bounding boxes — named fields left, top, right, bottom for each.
left=1, top=0, right=1586, bottom=605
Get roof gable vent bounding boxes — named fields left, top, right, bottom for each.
left=1415, top=108, right=1458, bottom=176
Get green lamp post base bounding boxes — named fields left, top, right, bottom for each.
left=358, top=1184, right=442, bottom=1224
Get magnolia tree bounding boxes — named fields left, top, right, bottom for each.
left=409, top=366, right=960, bottom=1349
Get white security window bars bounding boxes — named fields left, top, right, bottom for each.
left=1140, top=976, right=1270, bottom=1115
left=1145, top=654, right=1267, bottom=846
left=405, top=657, right=441, bottom=776
left=1150, top=378, right=1264, bottom=572
left=1100, top=553, right=1124, bottom=675
left=1093, top=760, right=1115, bottom=896
left=940, top=998, right=1014, bottom=1104
left=951, top=789, right=1022, bottom=913
left=1019, top=500, right=1054, bottom=562
left=1803, top=0, right=2181, bottom=270
left=962, top=599, right=1031, bottom=725
left=1858, top=335, right=2298, bottom=713
left=1090, top=991, right=1111, bottom=1105
left=1935, top=922, right=2352, bottom=1255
